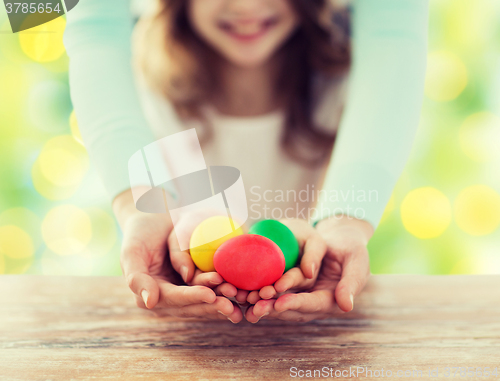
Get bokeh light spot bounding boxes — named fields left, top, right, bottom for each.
left=0, top=208, right=42, bottom=252
left=454, top=185, right=500, bottom=236
left=0, top=138, right=40, bottom=191
left=444, top=0, right=498, bottom=51
left=449, top=256, right=482, bottom=275
left=19, top=17, right=66, bottom=62
left=41, top=205, right=92, bottom=255
left=32, top=135, right=89, bottom=200
left=0, top=225, right=35, bottom=259
left=459, top=112, right=500, bottom=162
left=69, top=110, right=84, bottom=146
left=39, top=148, right=85, bottom=187
left=401, top=187, right=451, bottom=239
left=425, top=51, right=468, bottom=102
left=85, top=208, right=118, bottom=257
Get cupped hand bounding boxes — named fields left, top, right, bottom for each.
left=165, top=209, right=247, bottom=322
left=245, top=215, right=373, bottom=323
left=246, top=218, right=327, bottom=305
left=119, top=210, right=242, bottom=323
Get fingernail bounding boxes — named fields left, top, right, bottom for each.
left=350, top=294, right=354, bottom=309
left=228, top=317, right=236, bottom=324
left=141, top=289, right=149, bottom=308
left=311, top=263, right=316, bottom=278
left=180, top=266, right=188, bottom=283
left=255, top=312, right=268, bottom=323
left=218, top=310, right=228, bottom=317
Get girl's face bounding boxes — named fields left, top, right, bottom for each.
left=188, top=0, right=300, bottom=68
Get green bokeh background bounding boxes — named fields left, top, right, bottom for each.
left=1, top=0, right=500, bottom=276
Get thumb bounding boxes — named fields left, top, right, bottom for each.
left=121, top=247, right=160, bottom=309
left=168, top=229, right=196, bottom=283
left=299, top=233, right=327, bottom=280
left=334, top=247, right=370, bottom=312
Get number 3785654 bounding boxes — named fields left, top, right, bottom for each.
left=5, top=2, right=62, bottom=14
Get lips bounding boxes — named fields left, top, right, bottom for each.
left=218, top=17, right=279, bottom=42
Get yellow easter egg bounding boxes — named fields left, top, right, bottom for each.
left=189, top=216, right=243, bottom=272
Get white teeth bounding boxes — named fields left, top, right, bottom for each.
left=232, top=23, right=264, bottom=35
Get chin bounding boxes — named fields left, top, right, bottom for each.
left=222, top=49, right=277, bottom=69
left=228, top=56, right=270, bottom=68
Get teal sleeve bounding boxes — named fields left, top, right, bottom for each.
left=63, top=0, right=169, bottom=201
left=314, top=0, right=429, bottom=229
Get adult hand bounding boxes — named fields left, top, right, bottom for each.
left=245, top=215, right=373, bottom=323
left=114, top=190, right=242, bottom=322
left=246, top=218, right=327, bottom=304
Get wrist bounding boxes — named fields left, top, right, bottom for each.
left=112, top=188, right=145, bottom=229
left=315, top=214, right=374, bottom=242
left=113, top=187, right=176, bottom=232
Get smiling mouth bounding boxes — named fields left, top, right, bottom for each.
left=218, top=17, right=280, bottom=42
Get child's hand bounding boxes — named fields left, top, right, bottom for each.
left=120, top=211, right=242, bottom=323
left=166, top=209, right=246, bottom=322
left=168, top=228, right=245, bottom=322
left=246, top=218, right=327, bottom=305
left=245, top=215, right=373, bottom=323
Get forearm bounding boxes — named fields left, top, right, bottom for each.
left=64, top=0, right=160, bottom=203
left=315, top=214, right=374, bottom=246
left=112, top=188, right=142, bottom=230
left=315, top=0, right=429, bottom=230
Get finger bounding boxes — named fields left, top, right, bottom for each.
left=274, top=290, right=343, bottom=314
left=279, top=218, right=314, bottom=245
left=226, top=301, right=244, bottom=323
left=133, top=294, right=148, bottom=310
left=189, top=269, right=224, bottom=287
left=121, top=249, right=160, bottom=309
left=214, top=282, right=238, bottom=298
left=168, top=209, right=227, bottom=283
left=261, top=310, right=323, bottom=323
left=274, top=267, right=309, bottom=293
left=168, top=230, right=196, bottom=284
left=245, top=305, right=257, bottom=323
left=245, top=305, right=266, bottom=324
left=166, top=296, right=234, bottom=318
left=156, top=280, right=216, bottom=308
left=251, top=299, right=276, bottom=320
left=235, top=289, right=249, bottom=304
left=334, top=248, right=370, bottom=312
left=299, top=234, right=327, bottom=280
left=244, top=301, right=328, bottom=323
left=258, top=285, right=277, bottom=300
left=247, top=290, right=261, bottom=304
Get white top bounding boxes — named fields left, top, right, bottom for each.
left=136, top=74, right=349, bottom=223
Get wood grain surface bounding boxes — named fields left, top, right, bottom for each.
left=0, top=275, right=499, bottom=381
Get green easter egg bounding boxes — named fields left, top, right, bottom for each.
left=248, top=219, right=299, bottom=272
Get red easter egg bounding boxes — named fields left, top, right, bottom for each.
left=213, top=234, right=285, bottom=291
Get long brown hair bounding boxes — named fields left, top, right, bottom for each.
left=135, top=0, right=351, bottom=167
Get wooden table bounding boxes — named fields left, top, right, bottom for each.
left=1, top=275, right=499, bottom=380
